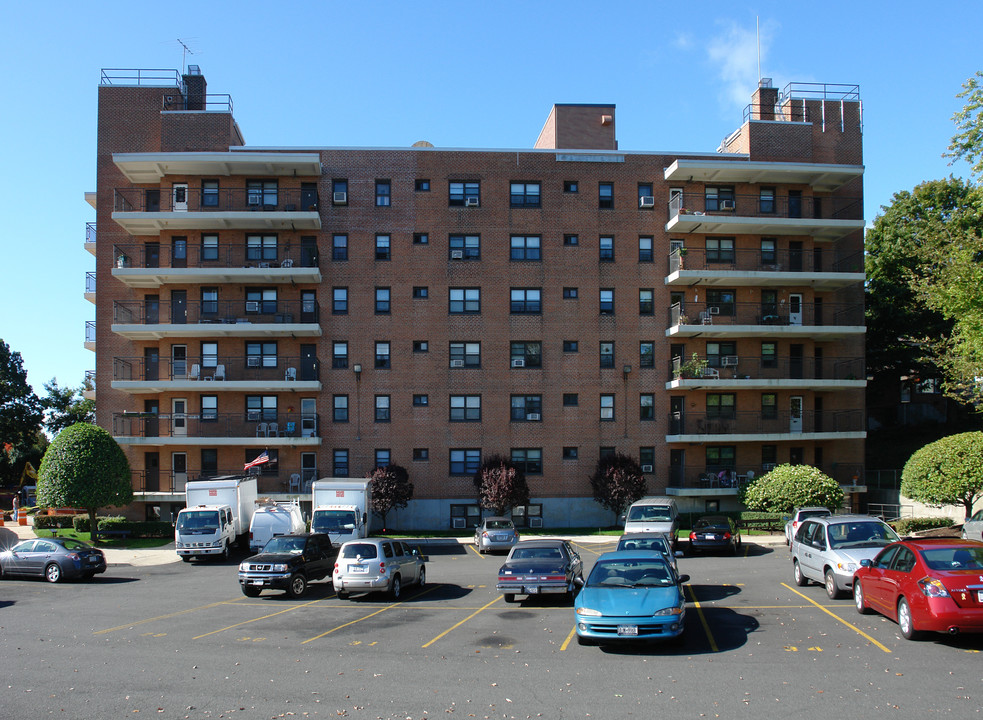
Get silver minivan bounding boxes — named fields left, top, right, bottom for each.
left=791, top=514, right=899, bottom=599
left=622, top=497, right=680, bottom=550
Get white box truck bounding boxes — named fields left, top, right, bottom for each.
left=175, top=476, right=258, bottom=561
left=310, top=478, right=371, bottom=545
left=248, top=499, right=306, bottom=553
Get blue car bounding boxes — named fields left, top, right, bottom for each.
left=574, top=550, right=689, bottom=646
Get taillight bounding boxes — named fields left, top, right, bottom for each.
left=918, top=577, right=950, bottom=598
left=723, top=532, right=732, bottom=540
left=689, top=532, right=697, bottom=540
left=333, top=562, right=339, bottom=573
left=67, top=553, right=80, bottom=561
left=379, top=562, right=386, bottom=574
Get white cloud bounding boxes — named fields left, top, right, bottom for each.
left=706, top=20, right=771, bottom=107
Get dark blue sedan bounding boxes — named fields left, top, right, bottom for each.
left=0, top=537, right=107, bottom=582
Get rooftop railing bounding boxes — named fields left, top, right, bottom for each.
left=101, top=68, right=183, bottom=87
left=742, top=82, right=861, bottom=123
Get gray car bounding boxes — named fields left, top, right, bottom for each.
left=791, top=514, right=900, bottom=599
left=332, top=538, right=427, bottom=600
left=0, top=537, right=107, bottom=583
left=474, top=516, right=519, bottom=554
left=616, top=532, right=679, bottom=573
left=784, top=506, right=832, bottom=546
left=962, top=508, right=983, bottom=542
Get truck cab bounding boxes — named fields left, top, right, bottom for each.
left=175, top=505, right=236, bottom=561
left=311, top=505, right=366, bottom=545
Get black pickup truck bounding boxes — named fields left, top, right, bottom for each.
left=237, top=533, right=337, bottom=598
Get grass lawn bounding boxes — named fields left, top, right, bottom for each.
left=32, top=527, right=173, bottom=549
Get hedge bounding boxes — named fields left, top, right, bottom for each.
left=32, top=515, right=78, bottom=530
left=892, top=517, right=957, bottom=535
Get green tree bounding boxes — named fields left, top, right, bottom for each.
left=589, top=453, right=647, bottom=525
left=473, top=455, right=529, bottom=517
left=0, top=339, right=45, bottom=452
left=740, top=464, right=843, bottom=515
left=368, top=464, right=413, bottom=530
left=37, top=423, right=132, bottom=536
left=43, top=377, right=96, bottom=436
left=946, top=70, right=983, bottom=180
left=900, top=431, right=983, bottom=520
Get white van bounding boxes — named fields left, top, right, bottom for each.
left=248, top=500, right=306, bottom=553
left=622, top=497, right=680, bottom=549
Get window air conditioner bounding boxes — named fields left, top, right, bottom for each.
left=720, top=199, right=735, bottom=210
left=451, top=517, right=466, bottom=529
left=333, top=191, right=347, bottom=204
left=247, top=193, right=262, bottom=206
left=526, top=413, right=541, bottom=421
left=528, top=517, right=543, bottom=528
left=450, top=250, right=464, bottom=259
left=465, top=196, right=479, bottom=207
left=511, top=358, right=525, bottom=368
left=639, top=196, right=656, bottom=208
left=450, top=359, right=465, bottom=367
left=246, top=356, right=261, bottom=367
left=709, top=306, right=720, bottom=315
left=245, top=301, right=260, bottom=312
left=641, top=464, right=654, bottom=473
left=721, top=356, right=739, bottom=367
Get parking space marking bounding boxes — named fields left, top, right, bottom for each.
left=302, top=585, right=440, bottom=644
left=467, top=545, right=484, bottom=558
left=93, top=597, right=245, bottom=635
left=421, top=594, right=502, bottom=648
left=193, top=598, right=324, bottom=639
left=684, top=584, right=719, bottom=652
left=571, top=540, right=616, bottom=557
left=781, top=583, right=891, bottom=653
left=560, top=625, right=577, bottom=651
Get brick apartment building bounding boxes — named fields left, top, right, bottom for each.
left=86, top=66, right=866, bottom=529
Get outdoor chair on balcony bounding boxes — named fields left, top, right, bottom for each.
left=214, top=365, right=226, bottom=381
left=282, top=421, right=296, bottom=436
left=280, top=258, right=294, bottom=268
left=285, top=367, right=297, bottom=381
left=267, top=422, right=279, bottom=437
left=702, top=367, right=720, bottom=380
left=256, top=422, right=268, bottom=437
left=188, top=364, right=200, bottom=381
left=289, top=473, right=301, bottom=492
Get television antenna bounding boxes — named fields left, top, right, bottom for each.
left=177, top=38, right=195, bottom=75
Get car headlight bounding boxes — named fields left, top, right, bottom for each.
left=575, top=607, right=602, bottom=617
left=239, top=562, right=249, bottom=572
left=836, top=562, right=858, bottom=573
left=654, top=605, right=684, bottom=616
left=272, top=563, right=288, bottom=572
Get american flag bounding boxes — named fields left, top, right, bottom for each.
left=244, top=451, right=270, bottom=471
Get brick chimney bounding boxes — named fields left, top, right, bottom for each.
left=182, top=65, right=207, bottom=111
left=535, top=104, right=617, bottom=150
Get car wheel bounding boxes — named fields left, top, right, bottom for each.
left=824, top=569, right=843, bottom=600
left=287, top=573, right=307, bottom=598
left=417, top=566, right=426, bottom=588
left=898, top=597, right=921, bottom=640
left=854, top=580, right=872, bottom=615
left=45, top=563, right=63, bottom=584
left=181, top=555, right=192, bottom=563
left=793, top=559, right=808, bottom=587
left=503, top=593, right=516, bottom=604
left=337, top=590, right=349, bottom=600
left=242, top=586, right=261, bottom=598
left=221, top=543, right=230, bottom=561
left=389, top=574, right=402, bottom=600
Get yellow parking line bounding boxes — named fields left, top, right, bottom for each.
left=685, top=584, right=718, bottom=652
left=781, top=583, right=891, bottom=653
left=94, top=598, right=245, bottom=635
left=571, top=540, right=616, bottom=556
left=302, top=585, right=439, bottom=644
left=560, top=625, right=578, bottom=651
left=194, top=599, right=323, bottom=639
left=422, top=595, right=502, bottom=648
left=467, top=544, right=484, bottom=558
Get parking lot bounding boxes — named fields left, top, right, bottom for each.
left=2, top=537, right=981, bottom=719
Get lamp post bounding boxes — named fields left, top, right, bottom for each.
left=353, top=363, right=362, bottom=440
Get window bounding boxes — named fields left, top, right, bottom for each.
left=640, top=394, right=655, bottom=420
left=375, top=235, right=391, bottom=261
left=332, top=179, right=348, bottom=204
left=510, top=235, right=541, bottom=261
left=638, top=183, right=654, bottom=208
left=332, top=342, right=348, bottom=369
left=564, top=180, right=578, bottom=193
left=511, top=448, right=542, bottom=475
left=600, top=394, right=615, bottom=420
left=563, top=393, right=579, bottom=406
left=639, top=447, right=655, bottom=470
left=761, top=445, right=777, bottom=468
left=599, top=182, right=613, bottom=209
left=563, top=447, right=579, bottom=460
left=599, top=289, right=614, bottom=315
left=599, top=236, right=614, bottom=261
left=563, top=340, right=578, bottom=353
left=707, top=237, right=735, bottom=263
left=563, top=287, right=578, bottom=299
left=200, top=448, right=218, bottom=476
left=247, top=180, right=277, bottom=207
left=413, top=233, right=429, bottom=245
left=450, top=449, right=481, bottom=476
left=201, top=287, right=218, bottom=317
left=760, top=187, right=776, bottom=214
left=761, top=393, right=778, bottom=420
left=375, top=287, right=391, bottom=314
left=510, top=182, right=541, bottom=208
left=511, top=288, right=542, bottom=314
left=706, top=341, right=736, bottom=368
left=640, top=341, right=655, bottom=368
left=413, top=448, right=429, bottom=461
left=375, top=395, right=391, bottom=422
left=333, top=449, right=349, bottom=477
left=375, top=180, right=391, bottom=207
left=638, top=236, right=654, bottom=262
left=333, top=395, right=349, bottom=422
left=761, top=342, right=777, bottom=368
left=201, top=234, right=219, bottom=262
left=706, top=446, right=736, bottom=472
left=599, top=342, right=615, bottom=368
left=375, top=449, right=391, bottom=468
left=449, top=181, right=480, bottom=207
left=707, top=289, right=736, bottom=316
left=450, top=342, right=480, bottom=368
left=761, top=238, right=777, bottom=264
left=449, top=288, right=480, bottom=314
left=413, top=340, right=428, bottom=353
left=201, top=395, right=217, bottom=421
left=201, top=342, right=218, bottom=369
left=707, top=393, right=736, bottom=419
left=415, top=179, right=430, bottom=192
left=564, top=234, right=579, bottom=246
left=511, top=395, right=542, bottom=421
left=332, top=287, right=348, bottom=314
left=246, top=234, right=277, bottom=262
left=246, top=341, right=277, bottom=368
left=705, top=186, right=734, bottom=212
left=244, top=448, right=278, bottom=476
left=413, top=286, right=429, bottom=299
left=639, top=289, right=654, bottom=315
left=450, top=395, right=481, bottom=421
left=246, top=395, right=277, bottom=422
left=761, top=290, right=779, bottom=319
left=332, top=235, right=348, bottom=261
left=449, top=234, right=480, bottom=260
left=375, top=342, right=391, bottom=369
left=245, top=288, right=277, bottom=314
left=413, top=394, right=429, bottom=407
left=201, top=180, right=219, bottom=208
left=510, top=342, right=542, bottom=368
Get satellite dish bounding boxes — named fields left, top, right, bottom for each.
left=412, top=140, right=434, bottom=148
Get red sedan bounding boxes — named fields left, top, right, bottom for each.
left=853, top=538, right=983, bottom=640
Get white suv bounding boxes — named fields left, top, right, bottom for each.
left=332, top=538, right=427, bottom=600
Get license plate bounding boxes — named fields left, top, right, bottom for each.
left=349, top=565, right=368, bottom=573
left=617, top=625, right=638, bottom=636
left=525, top=586, right=539, bottom=594
left=250, top=580, right=264, bottom=586
left=704, top=534, right=717, bottom=540
left=978, top=591, right=983, bottom=602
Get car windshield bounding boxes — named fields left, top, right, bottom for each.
left=627, top=506, right=671, bottom=522
left=828, top=521, right=899, bottom=549
left=176, top=510, right=220, bottom=533
left=509, top=546, right=564, bottom=561
left=921, top=546, right=983, bottom=570
left=485, top=520, right=513, bottom=530
left=588, top=559, right=674, bottom=588
left=341, top=543, right=379, bottom=560
left=312, top=510, right=357, bottom=534
left=618, top=536, right=670, bottom=554
left=262, top=537, right=306, bottom=554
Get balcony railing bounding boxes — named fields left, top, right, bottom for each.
left=114, top=187, right=319, bottom=213
left=741, top=82, right=861, bottom=123
left=113, top=299, right=319, bottom=325
left=113, top=412, right=320, bottom=439
left=86, top=222, right=97, bottom=245
left=131, top=467, right=318, bottom=495
left=84, top=370, right=96, bottom=390
left=85, top=272, right=96, bottom=294
left=85, top=320, right=96, bottom=344
left=668, top=247, right=863, bottom=275
left=669, top=355, right=865, bottom=382
left=669, top=301, right=864, bottom=328
left=113, top=355, right=320, bottom=382
left=113, top=243, right=319, bottom=270
left=667, top=460, right=865, bottom=491
left=667, top=410, right=864, bottom=436
left=668, top=192, right=862, bottom=221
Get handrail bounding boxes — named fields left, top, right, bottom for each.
left=112, top=355, right=320, bottom=382
left=101, top=68, right=183, bottom=87
left=668, top=246, right=864, bottom=274
left=113, top=299, right=320, bottom=325
left=668, top=191, right=863, bottom=221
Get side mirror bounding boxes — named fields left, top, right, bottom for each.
left=674, top=550, right=684, bottom=558
left=860, top=558, right=872, bottom=568
left=618, top=514, right=626, bottom=526
left=574, top=576, right=585, bottom=587
left=677, top=574, right=690, bottom=584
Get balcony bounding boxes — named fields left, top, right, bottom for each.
left=666, top=192, right=864, bottom=240
left=85, top=271, right=96, bottom=303
left=666, top=410, right=865, bottom=442
left=667, top=355, right=865, bottom=389
left=667, top=301, right=864, bottom=339
left=85, top=222, right=97, bottom=255
left=85, top=321, right=96, bottom=351
left=112, top=187, right=320, bottom=235
left=667, top=247, right=864, bottom=290
left=112, top=412, right=321, bottom=446
left=112, top=355, right=320, bottom=393
left=112, top=243, right=320, bottom=288
left=665, top=461, right=865, bottom=497
left=664, top=158, right=863, bottom=193
left=83, top=370, right=96, bottom=401
left=131, top=467, right=318, bottom=497
left=113, top=151, right=321, bottom=184
left=112, top=300, right=321, bottom=340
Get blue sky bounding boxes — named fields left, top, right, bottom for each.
left=0, top=1, right=978, bottom=397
